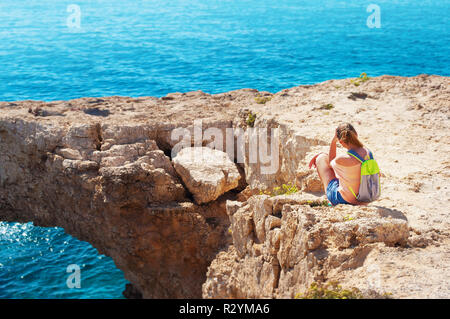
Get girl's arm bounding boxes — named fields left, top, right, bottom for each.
left=328, top=133, right=339, bottom=163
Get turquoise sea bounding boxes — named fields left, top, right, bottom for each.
left=0, top=0, right=449, bottom=298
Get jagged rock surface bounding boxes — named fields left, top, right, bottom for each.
left=202, top=194, right=409, bottom=298
left=0, top=75, right=449, bottom=298
left=0, top=120, right=234, bottom=298
left=0, top=88, right=268, bottom=298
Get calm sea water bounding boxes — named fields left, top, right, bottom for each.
left=0, top=0, right=448, bottom=298
left=0, top=222, right=126, bottom=298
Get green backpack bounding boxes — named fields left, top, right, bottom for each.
left=347, top=149, right=381, bottom=202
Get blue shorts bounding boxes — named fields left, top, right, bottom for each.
left=326, top=178, right=350, bottom=206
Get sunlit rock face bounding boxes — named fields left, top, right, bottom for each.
left=1, top=75, right=449, bottom=298
left=202, top=195, right=409, bottom=298
left=173, top=147, right=242, bottom=205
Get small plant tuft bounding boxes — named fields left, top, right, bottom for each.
left=360, top=72, right=370, bottom=81
left=350, top=72, right=371, bottom=86
left=246, top=111, right=257, bottom=127
left=343, top=215, right=355, bottom=221
left=254, top=95, right=272, bottom=104
left=259, top=182, right=299, bottom=197
left=320, top=103, right=334, bottom=110
left=295, top=281, right=364, bottom=299
left=306, top=199, right=330, bottom=207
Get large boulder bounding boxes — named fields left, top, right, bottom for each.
left=173, top=147, right=242, bottom=204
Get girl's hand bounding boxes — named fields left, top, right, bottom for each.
left=308, top=153, right=321, bottom=169
left=332, top=131, right=339, bottom=143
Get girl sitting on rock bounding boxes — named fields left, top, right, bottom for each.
left=309, top=123, right=379, bottom=206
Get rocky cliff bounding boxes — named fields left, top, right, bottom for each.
left=0, top=75, right=449, bottom=298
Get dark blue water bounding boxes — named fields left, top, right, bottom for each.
left=0, top=222, right=127, bottom=298
left=0, top=0, right=448, bottom=298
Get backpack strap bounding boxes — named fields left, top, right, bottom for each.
left=347, top=149, right=374, bottom=162
left=347, top=150, right=363, bottom=199
left=348, top=186, right=358, bottom=199
left=347, top=149, right=364, bottom=163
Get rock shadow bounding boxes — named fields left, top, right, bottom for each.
left=374, top=206, right=408, bottom=221
left=83, top=107, right=110, bottom=117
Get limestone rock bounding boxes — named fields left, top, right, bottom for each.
left=203, top=194, right=409, bottom=298
left=173, top=147, right=241, bottom=204
left=1, top=75, right=449, bottom=299
left=0, top=120, right=231, bottom=298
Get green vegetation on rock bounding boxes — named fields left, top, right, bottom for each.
left=295, top=282, right=364, bottom=299
left=246, top=111, right=257, bottom=127
left=254, top=96, right=272, bottom=104
left=350, top=72, right=371, bottom=86
left=259, top=182, right=299, bottom=196
left=320, top=103, right=334, bottom=110
left=306, top=199, right=330, bottom=207
left=295, top=281, right=393, bottom=299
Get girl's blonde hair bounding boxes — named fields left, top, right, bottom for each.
left=336, top=123, right=363, bottom=148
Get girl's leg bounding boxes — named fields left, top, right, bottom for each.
left=315, top=154, right=336, bottom=192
